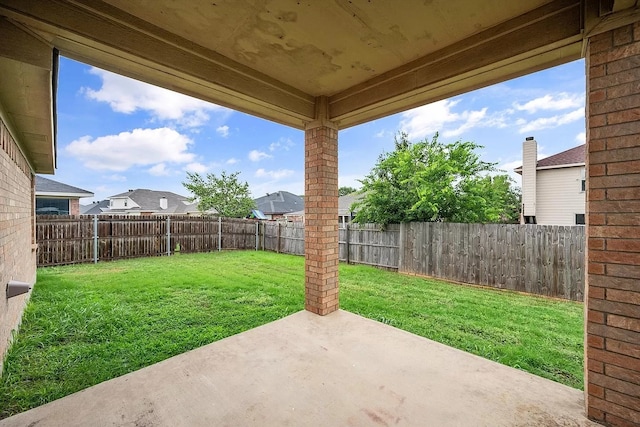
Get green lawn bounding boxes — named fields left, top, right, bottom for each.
left=0, top=251, right=583, bottom=418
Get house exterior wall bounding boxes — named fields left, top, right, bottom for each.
left=535, top=166, right=586, bottom=225
left=70, top=199, right=80, bottom=216
left=585, top=22, right=640, bottom=426
left=0, top=116, right=36, bottom=367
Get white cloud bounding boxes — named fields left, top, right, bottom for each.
left=255, top=168, right=294, bottom=180
left=148, top=163, right=171, bottom=176
left=184, top=162, right=209, bottom=173
left=226, top=158, right=239, bottom=165
left=518, top=108, right=584, bottom=134
left=514, top=93, right=584, bottom=114
left=216, top=125, right=230, bottom=138
left=103, top=174, right=127, bottom=182
left=248, top=150, right=272, bottom=162
left=65, top=127, right=195, bottom=171
left=83, top=68, right=230, bottom=128
left=442, top=108, right=488, bottom=137
left=269, top=137, right=295, bottom=152
left=400, top=100, right=499, bottom=140
left=575, top=132, right=586, bottom=145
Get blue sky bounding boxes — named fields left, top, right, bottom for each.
left=54, top=56, right=586, bottom=203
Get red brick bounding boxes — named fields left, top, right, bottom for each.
left=590, top=298, right=640, bottom=319
left=608, top=108, right=640, bottom=125
left=606, top=364, right=640, bottom=386
left=614, top=25, right=634, bottom=46
left=590, top=200, right=640, bottom=213
left=589, top=250, right=640, bottom=265
left=588, top=138, right=607, bottom=152
left=589, top=369, right=640, bottom=395
left=589, top=395, right=640, bottom=424
left=607, top=134, right=640, bottom=150
left=590, top=226, right=640, bottom=239
left=588, top=213, right=606, bottom=225
left=589, top=261, right=606, bottom=275
left=590, top=32, right=613, bottom=54
left=604, top=412, right=640, bottom=427
left=588, top=334, right=605, bottom=349
left=607, top=289, right=640, bottom=307
left=588, top=358, right=605, bottom=374
left=608, top=314, right=640, bottom=333
left=587, top=405, right=605, bottom=421
left=608, top=263, right=640, bottom=279
left=607, top=239, right=640, bottom=252
left=607, top=159, right=640, bottom=175
left=606, top=338, right=640, bottom=358
left=589, top=322, right=640, bottom=345
left=588, top=310, right=606, bottom=324
left=607, top=54, right=640, bottom=74
left=589, top=164, right=606, bottom=176
left=590, top=147, right=640, bottom=164
left=589, top=237, right=606, bottom=250
left=589, top=382, right=605, bottom=398
left=590, top=286, right=606, bottom=300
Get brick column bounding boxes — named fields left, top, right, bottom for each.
left=585, top=22, right=640, bottom=427
left=304, top=119, right=339, bottom=315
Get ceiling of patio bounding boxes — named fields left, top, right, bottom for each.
left=0, top=0, right=637, bottom=172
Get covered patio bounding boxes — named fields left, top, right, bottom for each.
left=1, top=1, right=639, bottom=425
left=0, top=310, right=598, bottom=427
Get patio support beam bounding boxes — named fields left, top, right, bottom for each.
left=584, top=18, right=640, bottom=427
left=304, top=96, right=339, bottom=316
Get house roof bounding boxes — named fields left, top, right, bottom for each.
left=514, top=144, right=585, bottom=173
left=338, top=193, right=364, bottom=216
left=81, top=200, right=110, bottom=215
left=35, top=176, right=94, bottom=198
left=254, top=191, right=304, bottom=215
left=107, top=189, right=208, bottom=214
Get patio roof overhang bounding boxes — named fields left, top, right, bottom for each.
left=0, top=0, right=637, bottom=175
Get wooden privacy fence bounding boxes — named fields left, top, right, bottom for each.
left=399, top=222, right=585, bottom=301
left=36, top=215, right=259, bottom=266
left=36, top=216, right=585, bottom=300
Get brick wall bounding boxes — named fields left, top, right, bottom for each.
left=586, top=22, right=640, bottom=427
left=0, top=116, right=36, bottom=367
left=70, top=199, right=80, bottom=216
left=304, top=124, right=339, bottom=315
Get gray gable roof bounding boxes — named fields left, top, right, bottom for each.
left=338, top=193, right=364, bottom=216
left=107, top=189, right=214, bottom=214
left=81, top=200, right=110, bottom=215
left=254, top=191, right=304, bottom=215
left=35, top=176, right=93, bottom=197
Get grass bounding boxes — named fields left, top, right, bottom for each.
left=0, top=251, right=583, bottom=418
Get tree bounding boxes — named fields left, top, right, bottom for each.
left=352, top=132, right=521, bottom=225
left=183, top=171, right=255, bottom=218
left=338, top=186, right=357, bottom=196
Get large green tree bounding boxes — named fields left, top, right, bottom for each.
left=352, top=132, right=521, bottom=225
left=183, top=171, right=255, bottom=218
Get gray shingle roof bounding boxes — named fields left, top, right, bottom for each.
left=81, top=200, right=110, bottom=215
left=338, top=193, right=364, bottom=216
left=106, top=189, right=212, bottom=214
left=254, top=191, right=303, bottom=215
left=35, top=176, right=93, bottom=197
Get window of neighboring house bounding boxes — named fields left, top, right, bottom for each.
left=580, top=167, right=586, bottom=192
left=36, top=198, right=69, bottom=215
left=575, top=213, right=585, bottom=225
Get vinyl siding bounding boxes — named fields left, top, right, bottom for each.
left=536, top=166, right=585, bottom=225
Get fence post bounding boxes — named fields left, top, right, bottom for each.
left=277, top=222, right=281, bottom=254
left=166, top=217, right=171, bottom=256
left=255, top=222, right=259, bottom=251
left=93, top=215, right=98, bottom=264
left=218, top=217, right=222, bottom=251
left=398, top=222, right=406, bottom=272
left=345, top=223, right=350, bottom=264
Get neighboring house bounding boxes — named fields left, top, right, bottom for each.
left=283, top=193, right=364, bottom=224
left=80, top=200, right=110, bottom=215
left=254, top=191, right=304, bottom=220
left=100, top=189, right=213, bottom=216
left=338, top=192, right=364, bottom=226
left=35, top=176, right=94, bottom=216
left=515, top=138, right=585, bottom=226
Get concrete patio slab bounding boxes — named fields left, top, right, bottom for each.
left=0, top=310, right=597, bottom=427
